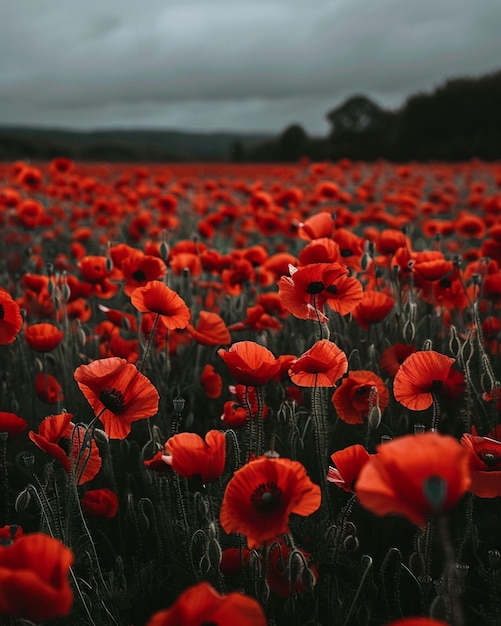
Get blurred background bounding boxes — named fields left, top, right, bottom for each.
left=1, top=0, right=500, bottom=161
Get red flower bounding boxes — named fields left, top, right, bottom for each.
left=164, top=430, right=226, bottom=483
left=200, top=364, right=223, bottom=399
left=221, top=401, right=249, bottom=428
left=35, top=373, right=64, bottom=404
left=218, top=341, right=281, bottom=386
left=380, top=344, right=417, bottom=377
left=393, top=351, right=456, bottom=411
left=131, top=281, right=191, bottom=330
left=82, top=488, right=119, bottom=518
left=327, top=444, right=371, bottom=492
left=121, top=254, right=166, bottom=296
left=74, top=357, right=159, bottom=439
left=0, top=289, right=22, bottom=344
left=461, top=432, right=501, bottom=497
left=220, top=456, right=321, bottom=549
left=145, top=581, right=267, bottom=626
left=356, top=432, right=471, bottom=526
left=187, top=311, right=231, bottom=346
left=16, top=198, right=45, bottom=228
left=0, top=412, right=27, bottom=439
left=289, top=339, right=348, bottom=387
left=220, top=546, right=251, bottom=575
left=331, top=370, right=389, bottom=424
left=298, top=211, right=335, bottom=240
left=0, top=532, right=73, bottom=622
left=352, top=291, right=395, bottom=330
left=24, top=323, right=64, bottom=353
left=298, top=237, right=341, bottom=265
left=29, top=413, right=102, bottom=485
left=278, top=263, right=362, bottom=321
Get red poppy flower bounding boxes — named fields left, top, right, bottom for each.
left=298, top=237, right=341, bottom=265
left=298, top=211, right=335, bottom=240
left=461, top=432, right=501, bottom=497
left=169, top=251, right=202, bottom=277
left=220, top=546, right=251, bottom=575
left=121, top=254, right=166, bottom=296
left=278, top=263, right=362, bottom=321
left=376, top=229, right=409, bottom=256
left=16, top=165, right=43, bottom=191
left=380, top=344, right=417, bottom=377
left=327, top=444, right=371, bottom=492
left=74, top=357, right=159, bottom=439
left=98, top=304, right=137, bottom=332
left=218, top=341, right=281, bottom=386
left=29, top=413, right=102, bottom=485
left=145, top=581, right=267, bottom=626
left=413, top=258, right=455, bottom=283
left=0, top=412, right=27, bottom=439
left=164, top=430, right=226, bottom=483
left=24, top=323, right=64, bottom=353
left=289, top=339, right=348, bottom=387
left=220, top=456, right=321, bottom=549
left=187, top=311, right=231, bottom=346
left=0, top=289, right=22, bottom=344
left=221, top=401, right=249, bottom=428
left=331, top=370, right=389, bottom=424
left=332, top=228, right=364, bottom=270
left=228, top=304, right=283, bottom=333
left=393, top=351, right=456, bottom=411
left=352, top=291, right=395, bottom=330
left=356, top=432, right=471, bottom=526
left=82, top=488, right=119, bottom=518
left=16, top=198, right=45, bottom=228
left=79, top=255, right=113, bottom=284
left=130, top=281, right=191, bottom=330
left=200, top=364, right=223, bottom=399
left=0, top=532, right=73, bottom=622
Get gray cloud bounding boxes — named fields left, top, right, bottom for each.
left=1, top=0, right=500, bottom=133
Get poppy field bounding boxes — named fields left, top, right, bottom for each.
left=2, top=157, right=501, bottom=626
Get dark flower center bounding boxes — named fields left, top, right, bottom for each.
left=99, top=386, right=125, bottom=414
left=132, top=270, right=146, bottom=282
left=423, top=475, right=447, bottom=510
left=429, top=380, right=443, bottom=391
left=0, top=304, right=4, bottom=320
left=306, top=281, right=324, bottom=294
left=340, top=249, right=353, bottom=258
left=353, top=384, right=371, bottom=402
left=480, top=450, right=500, bottom=468
left=250, top=481, right=283, bottom=513
left=326, top=285, right=338, bottom=294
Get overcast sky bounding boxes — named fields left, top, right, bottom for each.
left=1, top=0, right=500, bottom=135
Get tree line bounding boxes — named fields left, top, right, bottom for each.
left=0, top=69, right=500, bottom=162
left=244, top=69, right=501, bottom=162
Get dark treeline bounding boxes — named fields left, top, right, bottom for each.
left=246, top=69, right=501, bottom=162
left=1, top=70, right=500, bottom=162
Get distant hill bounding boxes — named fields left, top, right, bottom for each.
left=0, top=126, right=272, bottom=162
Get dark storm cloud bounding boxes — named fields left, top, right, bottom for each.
left=1, top=0, right=500, bottom=133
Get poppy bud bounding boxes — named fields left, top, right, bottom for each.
left=368, top=405, right=382, bottom=430
left=488, top=549, right=501, bottom=570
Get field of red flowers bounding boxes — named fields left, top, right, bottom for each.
left=1, top=157, right=501, bottom=626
